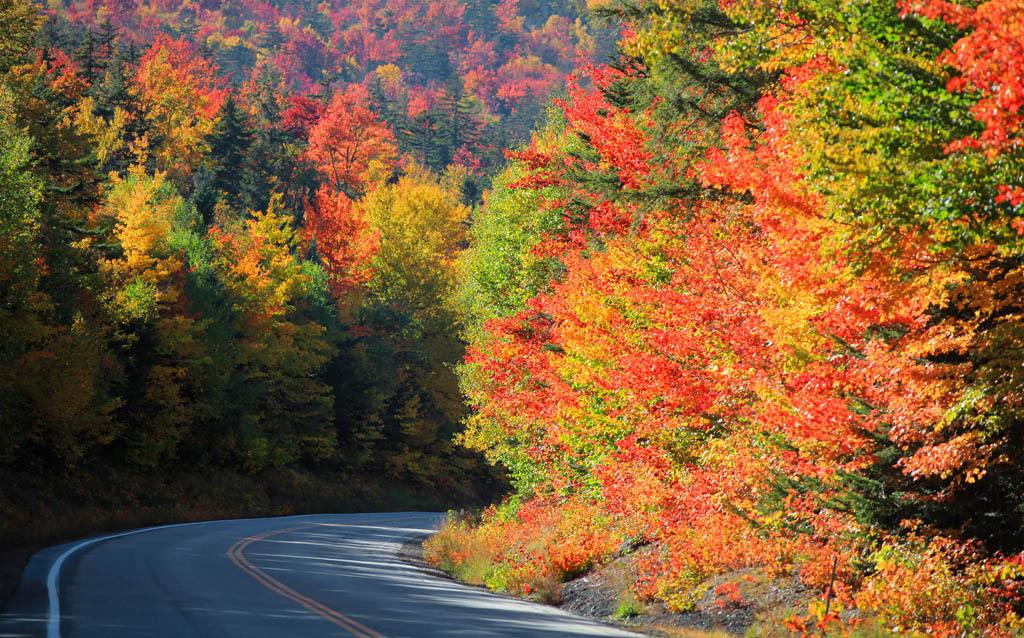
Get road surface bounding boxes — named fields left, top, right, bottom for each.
left=0, top=512, right=644, bottom=637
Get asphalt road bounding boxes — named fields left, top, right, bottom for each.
left=0, top=512, right=644, bottom=637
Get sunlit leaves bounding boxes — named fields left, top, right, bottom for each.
left=133, top=36, right=227, bottom=184
left=304, top=84, right=397, bottom=197
left=304, top=186, right=379, bottom=307
left=452, top=0, right=1024, bottom=632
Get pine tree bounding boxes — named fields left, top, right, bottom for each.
left=400, top=110, right=445, bottom=173
left=437, top=78, right=481, bottom=166
left=245, top=65, right=290, bottom=213
left=73, top=29, right=100, bottom=86
left=257, top=20, right=285, bottom=52
left=205, top=94, right=254, bottom=213
left=0, top=0, right=42, bottom=75
left=96, top=17, right=117, bottom=60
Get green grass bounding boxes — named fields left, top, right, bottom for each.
left=613, top=599, right=644, bottom=619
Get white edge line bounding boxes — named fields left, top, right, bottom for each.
left=45, top=520, right=216, bottom=638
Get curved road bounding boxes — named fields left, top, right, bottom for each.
left=0, top=512, right=644, bottom=637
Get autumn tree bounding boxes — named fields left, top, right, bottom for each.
left=347, top=165, right=482, bottom=485
left=132, top=35, right=226, bottom=184
left=91, top=170, right=210, bottom=468
left=0, top=6, right=118, bottom=472
left=304, top=84, right=397, bottom=197
left=210, top=199, right=336, bottom=470
left=304, top=186, right=379, bottom=306
left=0, top=86, right=117, bottom=468
left=445, top=0, right=1024, bottom=632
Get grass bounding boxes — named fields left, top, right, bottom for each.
left=613, top=598, right=644, bottom=619
left=422, top=514, right=496, bottom=585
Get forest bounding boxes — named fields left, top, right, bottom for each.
left=2, top=0, right=1024, bottom=633
left=425, top=0, right=1024, bottom=634
left=0, top=0, right=598, bottom=544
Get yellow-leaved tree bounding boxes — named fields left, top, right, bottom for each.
left=210, top=196, right=336, bottom=471
left=94, top=169, right=207, bottom=468
left=357, top=165, right=473, bottom=484
left=132, top=36, right=226, bottom=185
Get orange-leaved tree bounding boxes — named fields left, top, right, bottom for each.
left=304, top=84, right=397, bottom=197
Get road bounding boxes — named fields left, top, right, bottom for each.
left=0, top=512, right=644, bottom=637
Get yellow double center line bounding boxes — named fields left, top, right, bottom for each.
left=227, top=523, right=389, bottom=638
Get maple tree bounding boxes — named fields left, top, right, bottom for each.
left=304, top=185, right=379, bottom=305
left=303, top=84, right=397, bottom=196
left=345, top=166, right=482, bottom=485
left=92, top=169, right=207, bottom=467
left=132, top=35, right=227, bottom=184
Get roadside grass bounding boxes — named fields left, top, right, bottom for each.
left=423, top=513, right=566, bottom=602
left=744, top=605, right=887, bottom=638
left=2, top=468, right=355, bottom=550
left=613, top=598, right=643, bottom=620
left=421, top=515, right=887, bottom=637
left=422, top=513, right=496, bottom=585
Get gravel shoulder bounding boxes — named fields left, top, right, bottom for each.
left=398, top=537, right=821, bottom=637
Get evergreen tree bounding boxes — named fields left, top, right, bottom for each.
left=302, top=3, right=333, bottom=39
left=205, top=94, right=254, bottom=213
left=73, top=29, right=101, bottom=86
left=245, top=65, right=290, bottom=213
left=95, top=17, right=117, bottom=60
left=401, top=110, right=445, bottom=173
left=369, top=74, right=404, bottom=133
left=257, top=20, right=285, bottom=52
left=437, top=78, right=481, bottom=166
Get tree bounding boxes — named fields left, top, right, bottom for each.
left=437, top=78, right=483, bottom=168
left=303, top=84, right=397, bottom=197
left=132, top=35, right=226, bottom=184
left=93, top=170, right=207, bottom=468
left=353, top=166, right=475, bottom=484
left=304, top=186, right=379, bottom=307
left=0, top=0, right=42, bottom=76
left=0, top=80, right=117, bottom=471
left=210, top=198, right=336, bottom=470
left=204, top=94, right=255, bottom=214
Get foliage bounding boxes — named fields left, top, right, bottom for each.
left=303, top=84, right=397, bottom=196
left=425, top=497, right=621, bottom=601
left=6, top=0, right=1024, bottom=632
left=2, top=0, right=542, bottom=541
left=45, top=0, right=605, bottom=178
left=443, top=0, right=1024, bottom=633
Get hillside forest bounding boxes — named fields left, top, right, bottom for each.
left=0, top=0, right=601, bottom=543
left=425, top=0, right=1024, bottom=634
left=2, top=0, right=1024, bottom=633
